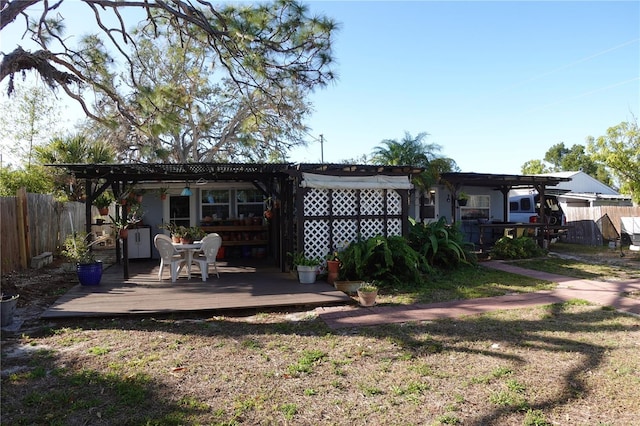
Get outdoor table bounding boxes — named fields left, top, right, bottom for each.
left=172, top=241, right=203, bottom=280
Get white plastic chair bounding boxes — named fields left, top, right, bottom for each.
left=192, top=233, right=222, bottom=279
left=154, top=234, right=186, bottom=282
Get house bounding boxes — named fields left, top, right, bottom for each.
left=53, top=162, right=421, bottom=278
left=512, top=171, right=632, bottom=208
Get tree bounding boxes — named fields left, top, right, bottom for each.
left=521, top=159, right=548, bottom=174
left=371, top=131, right=458, bottom=191
left=0, top=80, right=62, bottom=167
left=0, top=164, right=55, bottom=196
left=587, top=120, right=640, bottom=203
left=33, top=134, right=116, bottom=201
left=1, top=0, right=337, bottom=160
left=520, top=142, right=613, bottom=186
left=81, top=19, right=312, bottom=162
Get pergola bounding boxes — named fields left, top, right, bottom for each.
left=52, top=162, right=423, bottom=277
left=439, top=172, right=572, bottom=234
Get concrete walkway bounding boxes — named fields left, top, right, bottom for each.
left=317, top=260, right=640, bottom=329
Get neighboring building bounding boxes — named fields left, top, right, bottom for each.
left=526, top=171, right=632, bottom=207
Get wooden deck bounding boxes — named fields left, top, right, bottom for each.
left=42, top=259, right=354, bottom=319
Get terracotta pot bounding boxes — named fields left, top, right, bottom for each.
left=357, top=289, right=378, bottom=307
left=98, top=207, right=109, bottom=215
left=119, top=229, right=128, bottom=239
left=326, top=260, right=340, bottom=285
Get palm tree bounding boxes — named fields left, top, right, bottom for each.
left=371, top=131, right=457, bottom=191
left=34, top=134, right=116, bottom=201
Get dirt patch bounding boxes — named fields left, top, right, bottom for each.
left=1, top=259, right=79, bottom=332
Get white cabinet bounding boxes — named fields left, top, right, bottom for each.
left=127, top=227, right=151, bottom=259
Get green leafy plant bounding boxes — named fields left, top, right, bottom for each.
left=187, top=226, right=206, bottom=240
left=358, top=283, right=378, bottom=293
left=172, top=226, right=189, bottom=239
left=62, top=232, right=105, bottom=264
left=338, top=235, right=428, bottom=287
left=288, top=252, right=321, bottom=268
left=93, top=191, right=114, bottom=209
left=109, top=212, right=142, bottom=231
left=408, top=217, right=474, bottom=269
left=158, top=222, right=179, bottom=235
left=491, top=236, right=546, bottom=259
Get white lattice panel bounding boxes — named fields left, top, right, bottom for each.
left=361, top=189, right=385, bottom=215
left=361, top=218, right=385, bottom=239
left=387, top=190, right=402, bottom=215
left=387, top=218, right=402, bottom=236
left=304, top=189, right=329, bottom=216
left=332, top=219, right=359, bottom=247
left=304, top=220, right=330, bottom=259
left=332, top=189, right=357, bottom=215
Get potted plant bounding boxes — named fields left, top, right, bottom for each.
left=289, top=252, right=321, bottom=284
left=159, top=222, right=180, bottom=242
left=109, top=210, right=142, bottom=239
left=62, top=232, right=105, bottom=286
left=158, top=187, right=169, bottom=200
left=171, top=226, right=189, bottom=243
left=325, top=251, right=341, bottom=285
left=457, top=192, right=469, bottom=206
left=187, top=226, right=206, bottom=242
left=93, top=191, right=114, bottom=216
left=333, top=242, right=367, bottom=294
left=357, top=283, right=378, bottom=307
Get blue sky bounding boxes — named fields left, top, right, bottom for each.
left=1, top=1, right=638, bottom=174
left=290, top=1, right=639, bottom=174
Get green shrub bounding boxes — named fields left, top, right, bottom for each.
left=491, top=236, right=546, bottom=259
left=338, top=235, right=429, bottom=288
left=408, top=217, right=475, bottom=269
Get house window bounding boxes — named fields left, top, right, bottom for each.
left=237, top=189, right=265, bottom=218
left=200, top=189, right=264, bottom=219
left=169, top=195, right=191, bottom=227
left=201, top=190, right=230, bottom=219
left=460, top=195, right=490, bottom=221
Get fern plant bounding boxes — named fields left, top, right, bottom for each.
left=408, top=217, right=474, bottom=269
left=338, top=235, right=428, bottom=287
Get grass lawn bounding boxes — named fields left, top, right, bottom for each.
left=1, top=250, right=639, bottom=425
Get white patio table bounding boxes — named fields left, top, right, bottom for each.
left=172, top=241, right=203, bottom=280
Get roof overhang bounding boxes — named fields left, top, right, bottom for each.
left=439, top=172, right=572, bottom=191
left=49, top=163, right=423, bottom=183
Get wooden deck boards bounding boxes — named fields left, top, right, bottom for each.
left=42, top=260, right=354, bottom=319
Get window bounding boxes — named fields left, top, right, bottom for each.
left=201, top=190, right=230, bottom=219
left=237, top=189, right=265, bottom=218
left=460, top=195, right=490, bottom=220
left=169, top=196, right=191, bottom=227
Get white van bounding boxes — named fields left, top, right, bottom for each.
left=509, top=193, right=566, bottom=237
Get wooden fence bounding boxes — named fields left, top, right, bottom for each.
left=564, top=205, right=640, bottom=246
left=1, top=188, right=85, bottom=274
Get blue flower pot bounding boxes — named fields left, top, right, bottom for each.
left=77, top=261, right=103, bottom=286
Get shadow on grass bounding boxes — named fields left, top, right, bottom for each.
left=4, top=301, right=638, bottom=425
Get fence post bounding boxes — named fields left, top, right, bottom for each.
left=16, top=187, right=30, bottom=269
